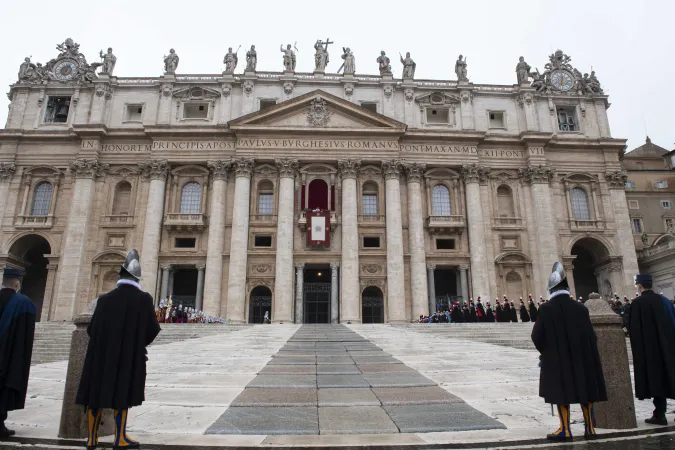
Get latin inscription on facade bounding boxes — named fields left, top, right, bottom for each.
left=152, top=141, right=236, bottom=150
left=401, top=144, right=545, bottom=158
left=237, top=139, right=400, bottom=150
left=101, top=143, right=152, bottom=153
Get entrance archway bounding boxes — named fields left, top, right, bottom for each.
left=362, top=286, right=384, bottom=323
left=571, top=237, right=611, bottom=300
left=8, top=234, right=51, bottom=321
left=249, top=286, right=272, bottom=324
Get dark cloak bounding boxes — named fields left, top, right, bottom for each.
left=531, top=292, right=607, bottom=405
left=628, top=290, right=675, bottom=400
left=519, top=304, right=531, bottom=322
left=495, top=305, right=503, bottom=322
left=486, top=306, right=495, bottom=322
left=476, top=303, right=486, bottom=322
left=76, top=284, right=161, bottom=410
left=528, top=302, right=538, bottom=322
left=0, top=288, right=35, bottom=413
left=469, top=306, right=477, bottom=322
left=501, top=303, right=512, bottom=322
left=510, top=305, right=518, bottom=322
left=451, top=306, right=463, bottom=323
left=462, top=308, right=471, bottom=322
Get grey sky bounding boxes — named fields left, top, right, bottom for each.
left=2, top=0, right=673, bottom=152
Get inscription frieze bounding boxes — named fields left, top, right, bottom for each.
left=152, top=141, right=236, bottom=151
left=237, top=138, right=400, bottom=150
left=101, top=143, right=152, bottom=153
left=401, top=144, right=545, bottom=158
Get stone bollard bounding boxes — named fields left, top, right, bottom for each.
left=585, top=293, right=637, bottom=429
left=58, top=312, right=114, bottom=438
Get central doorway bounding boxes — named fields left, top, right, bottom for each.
left=172, top=267, right=197, bottom=310
left=304, top=267, right=331, bottom=323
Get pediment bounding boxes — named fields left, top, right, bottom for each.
left=173, top=85, right=221, bottom=100
left=229, top=90, right=406, bottom=133
left=415, top=91, right=460, bottom=105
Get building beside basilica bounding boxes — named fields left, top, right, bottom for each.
left=0, top=39, right=639, bottom=323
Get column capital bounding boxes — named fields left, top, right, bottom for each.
left=518, top=164, right=554, bottom=185
left=295, top=262, right=305, bottom=269
left=196, top=264, right=206, bottom=271
left=161, top=264, right=172, bottom=271
left=70, top=158, right=109, bottom=180
left=0, top=163, right=16, bottom=182
left=461, top=163, right=490, bottom=184
left=426, top=264, right=436, bottom=271
left=604, top=170, right=628, bottom=189
left=232, top=157, right=255, bottom=178
left=139, top=159, right=169, bottom=181
left=459, top=264, right=470, bottom=270
left=330, top=262, right=340, bottom=270
left=275, top=158, right=299, bottom=179
left=207, top=160, right=232, bottom=180
left=47, top=263, right=58, bottom=271
left=382, top=159, right=404, bottom=180
left=404, top=162, right=426, bottom=183
left=338, top=158, right=361, bottom=179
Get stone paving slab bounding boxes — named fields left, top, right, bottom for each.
left=231, top=388, right=317, bottom=407
left=317, top=388, right=381, bottom=406
left=364, top=373, right=437, bottom=388
left=318, top=406, right=399, bottom=434
left=316, top=364, right=361, bottom=375
left=316, top=356, right=355, bottom=365
left=317, top=374, right=370, bottom=388
left=205, top=407, right=319, bottom=435
left=246, top=375, right=316, bottom=388
left=269, top=356, right=316, bottom=365
left=383, top=403, right=506, bottom=433
left=372, top=386, right=464, bottom=405
left=358, top=363, right=417, bottom=373
left=258, top=365, right=316, bottom=375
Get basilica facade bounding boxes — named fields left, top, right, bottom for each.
left=0, top=40, right=638, bottom=323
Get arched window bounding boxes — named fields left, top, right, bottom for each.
left=571, top=187, right=591, bottom=221
left=257, top=180, right=274, bottom=214
left=362, top=182, right=378, bottom=215
left=112, top=181, right=132, bottom=215
left=31, top=182, right=53, bottom=216
left=496, top=185, right=515, bottom=217
left=432, top=184, right=451, bottom=216
left=180, top=182, right=202, bottom=214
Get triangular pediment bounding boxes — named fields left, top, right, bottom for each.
left=228, top=90, right=406, bottom=133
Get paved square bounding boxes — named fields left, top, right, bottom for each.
left=205, top=407, right=319, bottom=435
left=231, top=388, right=317, bottom=407
left=319, top=406, right=399, bottom=434
left=384, top=404, right=506, bottom=432
left=317, top=388, right=380, bottom=406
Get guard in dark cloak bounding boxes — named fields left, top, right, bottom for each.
left=476, top=300, right=486, bottom=322
left=0, top=268, right=36, bottom=438
left=451, top=302, right=463, bottom=323
left=532, top=262, right=607, bottom=441
left=494, top=300, right=503, bottom=322
left=462, top=302, right=471, bottom=322
left=485, top=302, right=495, bottom=322
left=519, top=298, right=531, bottom=322
left=528, top=298, right=538, bottom=322
left=502, top=300, right=512, bottom=323
left=628, top=274, right=675, bottom=425
left=76, top=250, right=161, bottom=449
left=469, top=301, right=477, bottom=322
left=509, top=301, right=519, bottom=322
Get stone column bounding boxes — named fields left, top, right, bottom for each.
left=160, top=265, right=171, bottom=300
left=138, top=160, right=169, bottom=300
left=606, top=171, right=640, bottom=294
left=225, top=158, right=254, bottom=323
left=295, top=263, right=304, bottom=324
left=338, top=159, right=361, bottom=323
left=519, top=165, right=558, bottom=291
left=460, top=265, right=470, bottom=302
left=273, top=158, right=298, bottom=323
left=405, top=163, right=429, bottom=319
left=461, top=164, right=490, bottom=300
left=203, top=160, right=231, bottom=316
left=383, top=160, right=407, bottom=323
left=331, top=262, right=339, bottom=323
left=427, top=264, right=436, bottom=314
left=41, top=263, right=58, bottom=322
left=53, top=159, right=109, bottom=321
left=0, top=164, right=16, bottom=222
left=195, top=265, right=205, bottom=311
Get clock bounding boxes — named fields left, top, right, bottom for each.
left=53, top=59, right=78, bottom=80
left=550, top=70, right=574, bottom=91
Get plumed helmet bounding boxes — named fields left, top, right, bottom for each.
left=547, top=262, right=567, bottom=293
left=120, top=249, right=141, bottom=280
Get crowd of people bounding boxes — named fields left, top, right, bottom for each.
left=419, top=295, right=542, bottom=323
left=155, top=297, right=226, bottom=324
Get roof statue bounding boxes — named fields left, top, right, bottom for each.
left=99, top=48, right=117, bottom=75
left=515, top=56, right=530, bottom=85
left=245, top=45, right=257, bottom=72
left=314, top=38, right=333, bottom=72
left=164, top=48, right=179, bottom=74
left=17, top=38, right=100, bottom=84
left=280, top=43, right=296, bottom=72
left=530, top=49, right=603, bottom=96
left=400, top=52, right=416, bottom=79
left=455, top=55, right=468, bottom=81
left=376, top=51, right=392, bottom=76
left=338, top=47, right=355, bottom=75
left=223, top=46, right=239, bottom=74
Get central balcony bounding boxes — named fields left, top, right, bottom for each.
left=425, top=215, right=466, bottom=234
left=297, top=210, right=339, bottom=230
left=15, top=215, right=54, bottom=229
left=164, top=213, right=207, bottom=231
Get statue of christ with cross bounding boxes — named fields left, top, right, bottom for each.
left=314, top=38, right=333, bottom=72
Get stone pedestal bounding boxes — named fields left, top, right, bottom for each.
left=59, top=313, right=114, bottom=439
left=585, top=296, right=637, bottom=429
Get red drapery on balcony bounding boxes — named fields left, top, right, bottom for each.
left=308, top=179, right=328, bottom=210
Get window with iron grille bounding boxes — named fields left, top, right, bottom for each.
left=570, top=187, right=591, bottom=220
left=257, top=193, right=274, bottom=214
left=30, top=182, right=52, bottom=216
left=432, top=185, right=452, bottom=216
left=180, top=182, right=202, bottom=214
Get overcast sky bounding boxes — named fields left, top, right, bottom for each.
left=2, top=0, right=673, bottom=152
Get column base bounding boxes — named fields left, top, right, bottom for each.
left=272, top=320, right=292, bottom=324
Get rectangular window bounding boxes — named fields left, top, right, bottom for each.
left=488, top=111, right=505, bottom=128
left=628, top=200, right=639, bottom=209
left=661, top=200, right=672, bottom=209
left=44, top=96, right=71, bottom=123
left=655, top=181, right=669, bottom=189
left=632, top=218, right=643, bottom=234
left=183, top=102, right=209, bottom=119
left=557, top=107, right=577, bottom=132
left=254, top=235, right=272, bottom=247
left=362, top=194, right=378, bottom=215
left=363, top=236, right=380, bottom=248
left=624, top=181, right=636, bottom=189
left=257, top=193, right=274, bottom=214
left=125, top=104, right=143, bottom=122
left=360, top=102, right=377, bottom=113
left=426, top=108, right=449, bottom=124
left=260, top=99, right=276, bottom=110
left=175, top=237, right=196, bottom=248
left=436, top=239, right=456, bottom=250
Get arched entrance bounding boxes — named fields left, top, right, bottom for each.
left=362, top=286, right=384, bottom=323
left=7, top=234, right=52, bottom=321
left=571, top=237, right=611, bottom=300
left=249, top=286, right=272, bottom=324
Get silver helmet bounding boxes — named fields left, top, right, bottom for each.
left=121, top=249, right=141, bottom=280
left=547, top=262, right=567, bottom=294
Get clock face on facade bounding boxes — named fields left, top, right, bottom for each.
left=550, top=70, right=574, bottom=91
left=53, top=59, right=78, bottom=80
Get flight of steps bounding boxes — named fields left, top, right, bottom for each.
left=31, top=322, right=248, bottom=365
